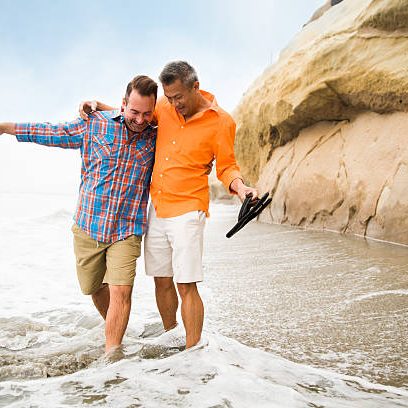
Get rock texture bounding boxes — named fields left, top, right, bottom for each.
left=234, top=0, right=408, bottom=245
left=257, top=112, right=408, bottom=244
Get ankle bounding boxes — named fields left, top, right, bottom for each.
left=105, top=343, right=122, bottom=353
left=165, top=322, right=178, bottom=332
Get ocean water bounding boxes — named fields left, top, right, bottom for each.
left=0, top=193, right=407, bottom=407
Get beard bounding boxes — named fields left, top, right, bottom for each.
left=124, top=118, right=148, bottom=133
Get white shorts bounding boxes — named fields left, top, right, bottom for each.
left=144, top=205, right=206, bottom=283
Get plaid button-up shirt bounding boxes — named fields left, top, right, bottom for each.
left=15, top=110, right=156, bottom=243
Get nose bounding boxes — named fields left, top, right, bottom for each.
left=135, top=113, right=144, bottom=124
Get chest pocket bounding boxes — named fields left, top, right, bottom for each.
left=128, top=139, right=155, bottom=167
left=90, top=133, right=114, bottom=161
left=88, top=133, right=117, bottom=175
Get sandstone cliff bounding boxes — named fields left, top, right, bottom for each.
left=234, top=0, right=408, bottom=245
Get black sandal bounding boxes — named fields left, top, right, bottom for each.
left=226, top=192, right=272, bottom=238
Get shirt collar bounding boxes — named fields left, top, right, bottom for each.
left=110, top=109, right=122, bottom=121
left=200, top=90, right=220, bottom=114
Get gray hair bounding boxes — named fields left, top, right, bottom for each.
left=159, top=61, right=199, bottom=88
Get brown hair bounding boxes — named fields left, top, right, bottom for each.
left=125, top=75, right=158, bottom=102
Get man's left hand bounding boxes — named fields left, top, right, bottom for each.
left=230, top=178, right=258, bottom=202
left=237, top=185, right=258, bottom=202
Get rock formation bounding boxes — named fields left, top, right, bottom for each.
left=233, top=0, right=408, bottom=245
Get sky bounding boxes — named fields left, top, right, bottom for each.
left=0, top=0, right=323, bottom=195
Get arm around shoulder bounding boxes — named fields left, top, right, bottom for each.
left=79, top=100, right=117, bottom=121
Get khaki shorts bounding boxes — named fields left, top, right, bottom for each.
left=144, top=205, right=206, bottom=283
left=72, top=224, right=142, bottom=295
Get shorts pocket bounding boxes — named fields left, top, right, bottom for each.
left=184, top=211, right=202, bottom=224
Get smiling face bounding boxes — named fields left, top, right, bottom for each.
left=162, top=79, right=200, bottom=119
left=122, top=90, right=156, bottom=133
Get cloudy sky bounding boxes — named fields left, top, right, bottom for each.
left=0, top=0, right=322, bottom=195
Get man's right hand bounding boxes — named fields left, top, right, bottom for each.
left=0, top=122, right=16, bottom=136
left=79, top=100, right=98, bottom=121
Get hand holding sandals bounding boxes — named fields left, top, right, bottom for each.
left=226, top=192, right=272, bottom=238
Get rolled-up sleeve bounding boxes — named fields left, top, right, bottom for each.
left=215, top=117, right=242, bottom=193
left=15, top=118, right=86, bottom=149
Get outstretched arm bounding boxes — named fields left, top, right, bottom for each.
left=79, top=100, right=116, bottom=121
left=0, top=122, right=16, bottom=135
left=1, top=119, right=86, bottom=150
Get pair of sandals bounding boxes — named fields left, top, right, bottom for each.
left=226, top=192, right=272, bottom=238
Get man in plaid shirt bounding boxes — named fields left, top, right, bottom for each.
left=0, top=75, right=157, bottom=357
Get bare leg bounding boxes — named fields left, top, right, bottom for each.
left=105, top=285, right=133, bottom=352
left=177, top=282, right=204, bottom=348
left=92, top=284, right=110, bottom=319
left=154, top=277, right=178, bottom=331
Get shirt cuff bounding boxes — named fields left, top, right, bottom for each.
left=15, top=123, right=31, bottom=142
left=220, top=170, right=243, bottom=194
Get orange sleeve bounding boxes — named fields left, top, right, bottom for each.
left=154, top=96, right=167, bottom=122
left=214, top=116, right=243, bottom=193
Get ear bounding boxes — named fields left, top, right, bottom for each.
left=121, top=97, right=127, bottom=110
left=193, top=81, right=200, bottom=91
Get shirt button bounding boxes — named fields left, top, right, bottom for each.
left=165, top=157, right=169, bottom=161
left=181, top=126, right=184, bottom=129
left=158, top=190, right=161, bottom=194
left=172, top=141, right=176, bottom=144
left=160, top=174, right=163, bottom=177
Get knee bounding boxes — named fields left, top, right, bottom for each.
left=177, top=282, right=197, bottom=298
left=109, top=285, right=132, bottom=304
left=154, top=277, right=175, bottom=292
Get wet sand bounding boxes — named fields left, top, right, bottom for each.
left=204, top=203, right=408, bottom=389
left=0, top=194, right=407, bottom=407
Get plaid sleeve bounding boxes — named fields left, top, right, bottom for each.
left=15, top=117, right=86, bottom=149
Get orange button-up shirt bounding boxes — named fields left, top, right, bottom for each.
left=150, top=90, right=242, bottom=218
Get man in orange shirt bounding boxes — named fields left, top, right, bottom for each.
left=81, top=61, right=257, bottom=349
